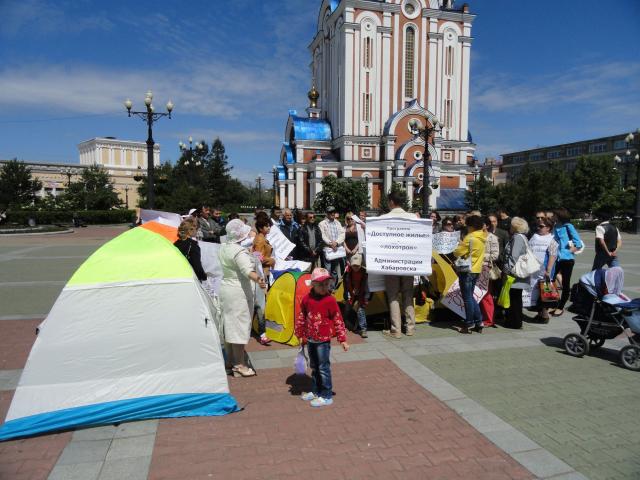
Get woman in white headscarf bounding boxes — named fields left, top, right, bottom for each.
left=219, top=219, right=267, bottom=377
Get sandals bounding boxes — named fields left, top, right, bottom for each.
left=232, top=365, right=256, bottom=378
left=550, top=309, right=564, bottom=317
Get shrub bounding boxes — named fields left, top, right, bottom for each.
left=5, top=210, right=136, bottom=226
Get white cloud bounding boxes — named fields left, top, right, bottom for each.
left=0, top=0, right=113, bottom=37
left=172, top=130, right=281, bottom=145
left=473, top=61, right=640, bottom=120
left=0, top=62, right=303, bottom=120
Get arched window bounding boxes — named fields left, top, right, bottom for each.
left=404, top=27, right=416, bottom=98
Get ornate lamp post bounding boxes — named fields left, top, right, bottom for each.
left=409, top=116, right=442, bottom=217
left=123, top=184, right=129, bottom=209
left=623, top=129, right=640, bottom=233
left=256, top=174, right=263, bottom=209
left=272, top=165, right=278, bottom=210
left=60, top=166, right=78, bottom=187
left=472, top=162, right=481, bottom=210
left=178, top=136, right=204, bottom=166
left=124, top=91, right=173, bottom=209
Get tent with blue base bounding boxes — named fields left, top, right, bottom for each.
left=0, top=227, right=238, bottom=441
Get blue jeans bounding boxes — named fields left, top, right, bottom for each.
left=459, top=272, right=482, bottom=327
left=356, top=307, right=367, bottom=331
left=307, top=341, right=332, bottom=399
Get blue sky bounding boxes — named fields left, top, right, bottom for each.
left=0, top=0, right=638, bottom=184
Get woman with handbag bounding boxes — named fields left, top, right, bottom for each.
left=503, top=217, right=533, bottom=329
left=480, top=216, right=501, bottom=327
left=453, top=215, right=487, bottom=334
left=528, top=217, right=559, bottom=323
left=550, top=208, right=583, bottom=317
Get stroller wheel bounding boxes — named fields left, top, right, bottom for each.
left=588, top=337, right=605, bottom=349
left=619, top=345, right=640, bottom=372
left=563, top=333, right=589, bottom=358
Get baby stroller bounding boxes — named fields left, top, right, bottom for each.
left=565, top=267, right=640, bottom=371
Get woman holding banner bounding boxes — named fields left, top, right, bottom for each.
left=453, top=215, right=487, bottom=334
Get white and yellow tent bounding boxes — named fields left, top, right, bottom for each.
left=0, top=227, right=237, bottom=441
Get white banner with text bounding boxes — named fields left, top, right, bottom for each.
left=365, top=217, right=432, bottom=276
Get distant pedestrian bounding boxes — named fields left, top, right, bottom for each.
left=295, top=268, right=349, bottom=407
left=592, top=215, right=622, bottom=270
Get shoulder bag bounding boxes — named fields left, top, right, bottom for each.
left=514, top=234, right=542, bottom=278
left=454, top=237, right=473, bottom=274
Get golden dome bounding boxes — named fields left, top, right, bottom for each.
left=307, top=84, right=319, bottom=108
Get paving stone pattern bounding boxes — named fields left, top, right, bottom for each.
left=419, top=346, right=640, bottom=480
left=149, top=360, right=533, bottom=480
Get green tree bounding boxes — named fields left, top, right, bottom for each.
left=379, top=182, right=410, bottom=213
left=313, top=175, right=369, bottom=214
left=64, top=165, right=120, bottom=210
left=206, top=138, right=234, bottom=207
left=570, top=155, right=621, bottom=216
left=0, top=159, right=42, bottom=209
left=465, top=174, right=498, bottom=213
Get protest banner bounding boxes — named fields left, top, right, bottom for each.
left=140, top=209, right=182, bottom=228
left=522, top=286, right=533, bottom=308
left=432, top=231, right=460, bottom=254
left=441, top=273, right=489, bottom=320
left=323, top=246, right=347, bottom=260
left=266, top=224, right=296, bottom=260
left=365, top=216, right=432, bottom=276
left=274, top=259, right=312, bottom=272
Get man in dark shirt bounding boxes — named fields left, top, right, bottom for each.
left=279, top=208, right=300, bottom=259
left=497, top=208, right=511, bottom=233
left=592, top=217, right=622, bottom=270
left=298, top=212, right=323, bottom=265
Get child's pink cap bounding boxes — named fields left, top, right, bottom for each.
left=311, top=268, right=332, bottom=283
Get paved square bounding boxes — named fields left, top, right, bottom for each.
left=1, top=227, right=639, bottom=479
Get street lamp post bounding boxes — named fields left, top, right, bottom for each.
left=123, top=185, right=129, bottom=209
left=60, top=166, right=77, bottom=188
left=256, top=174, right=263, bottom=209
left=272, top=166, right=278, bottom=210
left=124, top=91, right=173, bottom=209
left=472, top=163, right=481, bottom=210
left=409, top=117, right=442, bottom=217
left=624, top=129, right=640, bottom=234
left=179, top=137, right=204, bottom=184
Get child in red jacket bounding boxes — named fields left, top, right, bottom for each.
left=295, top=268, right=349, bottom=407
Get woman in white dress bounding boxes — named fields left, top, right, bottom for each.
left=219, top=219, right=267, bottom=377
left=528, top=216, right=558, bottom=323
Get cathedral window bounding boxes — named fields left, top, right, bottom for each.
left=363, top=37, right=372, bottom=69
left=404, top=27, right=415, bottom=98
left=363, top=93, right=371, bottom=122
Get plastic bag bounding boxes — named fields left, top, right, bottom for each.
left=294, top=345, right=308, bottom=375
left=497, top=275, right=515, bottom=308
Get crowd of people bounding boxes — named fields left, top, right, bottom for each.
left=169, top=196, right=624, bottom=405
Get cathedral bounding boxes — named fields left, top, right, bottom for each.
left=276, top=0, right=475, bottom=211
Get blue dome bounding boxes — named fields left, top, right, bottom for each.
left=290, top=115, right=332, bottom=142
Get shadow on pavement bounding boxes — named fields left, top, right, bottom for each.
left=539, top=335, right=624, bottom=368
left=285, top=373, right=313, bottom=396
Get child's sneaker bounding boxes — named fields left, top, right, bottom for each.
left=300, top=392, right=317, bottom=401
left=310, top=397, right=333, bottom=407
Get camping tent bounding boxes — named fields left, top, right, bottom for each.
left=0, top=227, right=238, bottom=441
